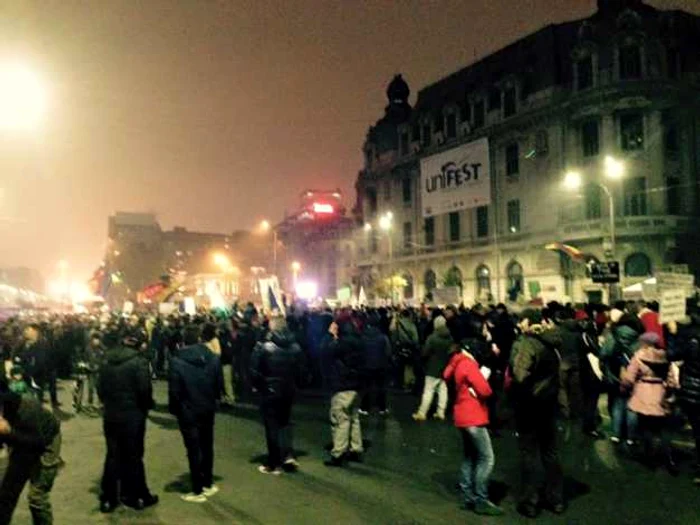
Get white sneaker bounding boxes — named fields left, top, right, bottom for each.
left=258, top=465, right=282, bottom=475
left=181, top=493, right=207, bottom=503
left=202, top=485, right=219, bottom=497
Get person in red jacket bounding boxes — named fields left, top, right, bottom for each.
left=443, top=345, right=503, bottom=516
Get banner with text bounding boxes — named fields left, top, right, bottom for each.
left=420, top=137, right=490, bottom=217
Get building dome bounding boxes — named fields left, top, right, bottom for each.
left=386, top=74, right=410, bottom=105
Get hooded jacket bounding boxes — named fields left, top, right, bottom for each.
left=98, top=346, right=153, bottom=423
left=169, top=343, right=222, bottom=421
left=443, top=352, right=492, bottom=427
left=423, top=325, right=454, bottom=377
left=510, top=326, right=562, bottom=408
left=249, top=329, right=305, bottom=400
left=600, top=325, right=639, bottom=384
left=623, top=346, right=675, bottom=416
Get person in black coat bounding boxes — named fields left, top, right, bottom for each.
left=250, top=316, right=305, bottom=474
left=360, top=313, right=392, bottom=415
left=97, top=324, right=157, bottom=513
left=668, top=315, right=700, bottom=484
left=169, top=324, right=223, bottom=502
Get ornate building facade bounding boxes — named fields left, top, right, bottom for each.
left=351, top=0, right=700, bottom=305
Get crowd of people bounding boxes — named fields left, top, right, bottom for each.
left=0, top=296, right=699, bottom=521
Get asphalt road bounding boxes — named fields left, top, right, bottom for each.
left=6, top=381, right=699, bottom=524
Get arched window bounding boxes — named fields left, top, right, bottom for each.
left=476, top=264, right=491, bottom=297
left=403, top=274, right=414, bottom=300
left=445, top=265, right=463, bottom=294
left=507, top=261, right=524, bottom=300
left=625, top=252, right=652, bottom=277
left=424, top=269, right=437, bottom=293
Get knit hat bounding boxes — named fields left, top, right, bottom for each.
left=434, top=315, right=447, bottom=329
left=520, top=308, right=543, bottom=325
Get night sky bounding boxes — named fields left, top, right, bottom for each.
left=1, top=0, right=697, bottom=283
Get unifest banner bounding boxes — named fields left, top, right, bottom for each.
left=420, top=137, right=490, bottom=217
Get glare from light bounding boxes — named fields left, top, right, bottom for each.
left=605, top=156, right=625, bottom=179
left=295, top=280, right=318, bottom=300
left=291, top=261, right=301, bottom=272
left=312, top=202, right=334, bottom=214
left=0, top=61, right=47, bottom=131
left=386, top=211, right=394, bottom=220
left=363, top=223, right=372, bottom=232
left=379, top=214, right=393, bottom=231
left=212, top=253, right=231, bottom=270
left=57, top=259, right=69, bottom=271
left=563, top=171, right=582, bottom=190
left=260, top=220, right=271, bottom=232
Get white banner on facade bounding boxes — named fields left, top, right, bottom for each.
left=420, top=137, right=490, bottom=217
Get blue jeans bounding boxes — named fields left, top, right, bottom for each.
left=610, top=392, right=638, bottom=440
left=460, top=426, right=495, bottom=505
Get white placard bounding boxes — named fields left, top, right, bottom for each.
left=657, top=272, right=695, bottom=297
left=659, top=289, right=687, bottom=324
left=420, top=137, right=490, bottom=217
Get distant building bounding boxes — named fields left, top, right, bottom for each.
left=104, top=212, right=266, bottom=304
left=353, top=0, right=700, bottom=305
left=276, top=190, right=356, bottom=297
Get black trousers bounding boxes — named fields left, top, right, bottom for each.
left=261, top=397, right=293, bottom=469
left=0, top=451, right=41, bottom=525
left=101, top=417, right=150, bottom=503
left=179, top=412, right=215, bottom=494
left=515, top=404, right=564, bottom=507
left=361, top=369, right=387, bottom=412
left=684, top=406, right=700, bottom=468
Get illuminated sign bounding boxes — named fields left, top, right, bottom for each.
left=312, top=203, right=334, bottom=214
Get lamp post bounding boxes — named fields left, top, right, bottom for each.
left=260, top=220, right=278, bottom=276
left=379, top=212, right=394, bottom=303
left=563, top=156, right=625, bottom=301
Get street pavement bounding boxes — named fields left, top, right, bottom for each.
left=7, top=381, right=700, bottom=524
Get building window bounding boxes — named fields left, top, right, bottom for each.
left=459, top=102, right=471, bottom=123
left=445, top=266, right=463, bottom=295
left=576, top=56, right=593, bottom=90
left=399, top=132, right=409, bottom=156
left=623, top=176, right=647, bottom=216
left=473, top=100, right=485, bottom=128
left=581, top=120, right=600, bottom=157
left=506, top=261, right=524, bottom=301
left=411, top=124, right=421, bottom=142
left=536, top=129, right=549, bottom=155
left=506, top=143, right=519, bottom=177
left=422, top=124, right=431, bottom=146
left=366, top=188, right=377, bottom=215
left=507, top=199, right=521, bottom=233
left=403, top=274, right=414, bottom=300
left=584, top=183, right=602, bottom=220
left=382, top=180, right=391, bottom=201
left=446, top=113, right=457, bottom=139
left=624, top=252, right=652, bottom=277
left=424, top=269, right=437, bottom=296
left=666, top=47, right=680, bottom=79
left=664, top=126, right=679, bottom=158
left=433, top=112, right=444, bottom=134
left=403, top=222, right=412, bottom=250
left=424, top=217, right=435, bottom=246
left=503, top=87, right=516, bottom=117
left=402, top=178, right=412, bottom=205
left=667, top=176, right=681, bottom=215
left=619, top=45, right=642, bottom=80
left=488, top=87, right=501, bottom=111
left=448, top=212, right=460, bottom=242
left=620, top=113, right=644, bottom=151
left=476, top=264, right=491, bottom=298
left=476, top=206, right=489, bottom=238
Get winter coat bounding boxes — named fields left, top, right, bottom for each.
left=391, top=318, right=419, bottom=356
left=0, top=392, right=60, bottom=453
left=423, top=325, right=454, bottom=377
left=623, top=347, right=676, bottom=417
left=667, top=326, right=700, bottom=409
left=640, top=310, right=665, bottom=349
left=98, top=346, right=153, bottom=423
left=362, top=326, right=392, bottom=371
left=330, top=322, right=365, bottom=393
left=599, top=325, right=639, bottom=385
left=169, top=343, right=222, bottom=421
left=557, top=320, right=582, bottom=368
left=443, top=352, right=492, bottom=428
left=510, top=327, right=562, bottom=408
left=249, top=329, right=305, bottom=400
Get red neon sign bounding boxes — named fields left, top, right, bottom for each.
left=312, top=202, right=334, bottom=214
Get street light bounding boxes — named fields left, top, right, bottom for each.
left=363, top=222, right=372, bottom=232
left=212, top=252, right=232, bottom=271
left=604, top=156, right=625, bottom=179
left=258, top=219, right=278, bottom=275
left=291, top=261, right=301, bottom=287
left=563, top=171, right=582, bottom=191
left=0, top=61, right=47, bottom=131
